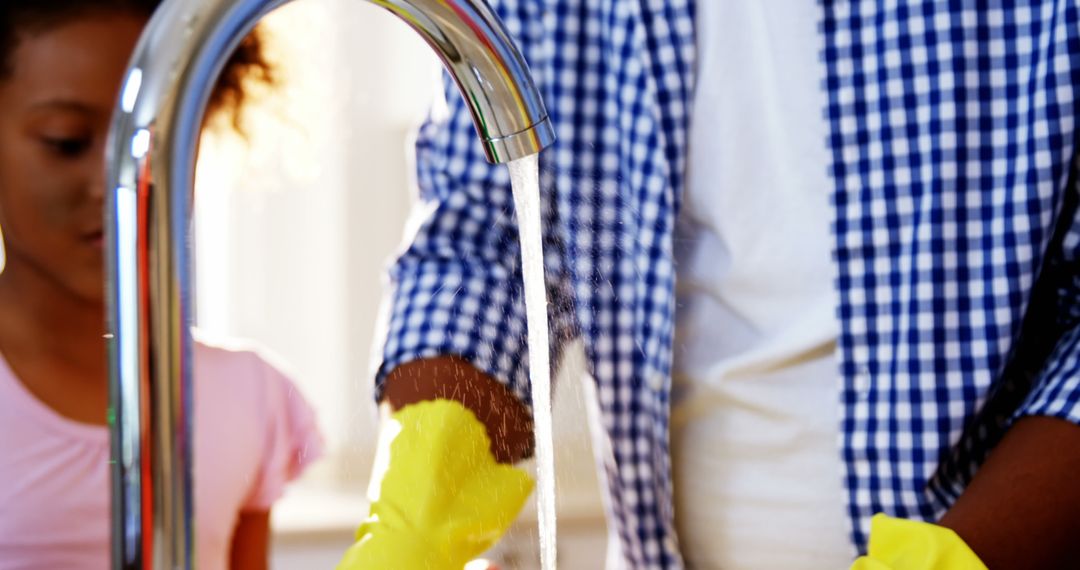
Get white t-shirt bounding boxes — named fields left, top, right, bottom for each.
left=0, top=338, right=323, bottom=570
left=671, top=1, right=853, bottom=567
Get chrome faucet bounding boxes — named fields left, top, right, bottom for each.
left=103, top=1, right=554, bottom=568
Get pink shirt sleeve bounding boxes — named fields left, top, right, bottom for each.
left=241, top=353, right=324, bottom=512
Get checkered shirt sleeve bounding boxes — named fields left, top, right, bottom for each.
left=1020, top=175, right=1080, bottom=424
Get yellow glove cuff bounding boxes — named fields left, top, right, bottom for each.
left=850, top=514, right=987, bottom=570
left=338, top=399, right=535, bottom=570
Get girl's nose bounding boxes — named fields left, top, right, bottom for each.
left=86, top=139, right=108, bottom=202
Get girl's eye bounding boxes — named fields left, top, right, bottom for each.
left=42, top=136, right=92, bottom=157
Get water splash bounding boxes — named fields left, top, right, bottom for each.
left=508, top=155, right=557, bottom=570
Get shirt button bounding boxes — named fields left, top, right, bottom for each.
left=854, top=365, right=871, bottom=399
left=647, top=372, right=666, bottom=392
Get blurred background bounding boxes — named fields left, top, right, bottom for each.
left=191, top=1, right=607, bottom=567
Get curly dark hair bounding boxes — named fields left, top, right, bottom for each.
left=0, top=0, right=273, bottom=128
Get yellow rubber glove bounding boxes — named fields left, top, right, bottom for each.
left=850, top=514, right=987, bottom=570
left=337, top=399, right=535, bottom=570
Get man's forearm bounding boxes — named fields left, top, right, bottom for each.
left=381, top=356, right=535, bottom=463
left=938, top=416, right=1080, bottom=568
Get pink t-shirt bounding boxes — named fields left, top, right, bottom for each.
left=0, top=338, right=323, bottom=570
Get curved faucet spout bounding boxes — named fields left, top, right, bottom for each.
left=373, top=1, right=556, bottom=163
left=103, top=1, right=554, bottom=568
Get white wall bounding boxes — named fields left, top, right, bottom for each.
left=194, top=0, right=436, bottom=478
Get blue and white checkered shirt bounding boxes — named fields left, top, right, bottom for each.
left=376, top=2, right=1080, bottom=568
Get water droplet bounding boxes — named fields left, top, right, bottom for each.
left=182, top=13, right=198, bottom=36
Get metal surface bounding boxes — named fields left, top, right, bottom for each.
left=103, top=1, right=554, bottom=567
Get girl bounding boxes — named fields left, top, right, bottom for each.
left=0, top=2, right=323, bottom=569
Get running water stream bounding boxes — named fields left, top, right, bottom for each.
left=507, top=154, right=557, bottom=570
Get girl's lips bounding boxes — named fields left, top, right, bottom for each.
left=83, top=230, right=104, bottom=248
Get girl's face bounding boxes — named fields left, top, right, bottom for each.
left=0, top=14, right=145, bottom=303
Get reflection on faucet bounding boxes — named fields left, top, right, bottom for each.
left=103, top=1, right=554, bottom=568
